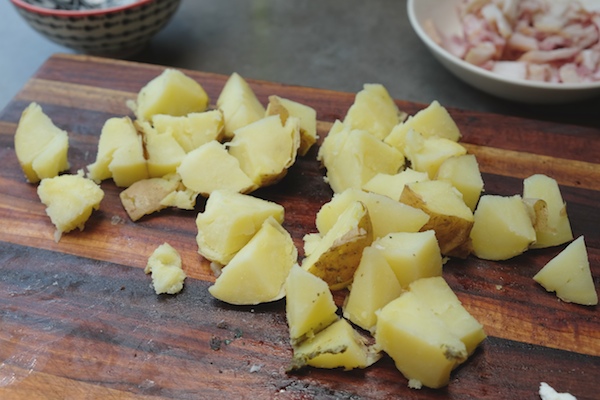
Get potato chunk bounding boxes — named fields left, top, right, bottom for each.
left=177, top=140, right=256, bottom=196
left=316, top=188, right=429, bottom=240
left=403, top=129, right=467, bottom=179
left=195, top=190, right=284, bottom=265
left=217, top=72, right=265, bottom=138
left=373, top=230, right=443, bottom=288
left=533, top=236, right=598, bottom=305
left=134, top=68, right=209, bottom=121
left=343, top=83, right=404, bottom=140
left=523, top=174, right=573, bottom=249
left=137, top=121, right=186, bottom=178
left=400, top=180, right=474, bottom=258
left=375, top=291, right=468, bottom=389
left=362, top=168, right=429, bottom=201
left=87, top=117, right=148, bottom=187
left=319, top=125, right=404, bottom=193
left=151, top=110, right=224, bottom=153
left=301, top=201, right=373, bottom=290
left=119, top=174, right=182, bottom=221
left=227, top=115, right=300, bottom=187
left=266, top=95, right=317, bottom=156
left=408, top=277, right=486, bottom=356
left=290, top=318, right=380, bottom=371
left=208, top=217, right=297, bottom=305
left=384, top=100, right=461, bottom=152
left=470, top=194, right=536, bottom=260
left=14, top=102, right=70, bottom=183
left=342, top=246, right=403, bottom=333
left=37, top=170, right=104, bottom=242
left=285, top=264, right=339, bottom=345
left=145, top=242, right=186, bottom=295
left=436, top=154, right=484, bottom=211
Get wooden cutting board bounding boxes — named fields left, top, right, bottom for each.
left=0, top=53, right=598, bottom=399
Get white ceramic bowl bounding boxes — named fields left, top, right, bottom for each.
left=10, top=0, right=181, bottom=56
left=407, top=0, right=600, bottom=104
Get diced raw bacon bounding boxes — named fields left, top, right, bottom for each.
left=435, top=0, right=600, bottom=83
left=519, top=47, right=580, bottom=63
left=492, top=61, right=528, bottom=79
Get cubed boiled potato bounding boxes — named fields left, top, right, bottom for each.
left=372, top=230, right=443, bottom=288
left=375, top=291, right=468, bottom=389
left=342, top=246, right=403, bottom=333
left=134, top=68, right=209, bottom=121
left=290, top=318, right=381, bottom=371
left=208, top=217, right=297, bottom=305
left=470, top=194, right=536, bottom=260
left=87, top=117, right=148, bottom=187
left=384, top=100, right=461, bottom=153
left=436, top=154, right=484, bottom=211
left=343, top=83, right=404, bottom=140
left=14, top=102, right=70, bottom=183
left=217, top=72, right=265, bottom=138
left=160, top=187, right=198, bottom=210
left=319, top=126, right=405, bottom=193
left=408, top=276, right=486, bottom=356
left=195, top=190, right=284, bottom=265
left=177, top=140, right=256, bottom=196
left=137, top=121, right=186, bottom=178
left=285, top=264, right=339, bottom=345
left=523, top=197, right=550, bottom=232
left=362, top=168, right=429, bottom=201
left=119, top=173, right=182, bottom=221
left=533, top=236, right=598, bottom=305
left=302, top=201, right=373, bottom=290
left=266, top=95, right=317, bottom=156
left=227, top=115, right=300, bottom=187
left=523, top=174, right=573, bottom=249
left=403, top=129, right=467, bottom=179
left=151, top=110, right=224, bottom=153
left=400, top=180, right=474, bottom=258
left=144, top=242, right=186, bottom=295
left=316, top=188, right=430, bottom=240
left=37, top=170, right=104, bottom=242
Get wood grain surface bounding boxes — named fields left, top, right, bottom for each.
left=0, top=54, right=598, bottom=399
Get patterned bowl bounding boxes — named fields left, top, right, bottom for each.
left=10, top=0, right=181, bottom=56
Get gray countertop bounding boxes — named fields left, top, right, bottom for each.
left=2, top=0, right=599, bottom=128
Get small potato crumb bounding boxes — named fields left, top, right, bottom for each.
left=145, top=243, right=186, bottom=295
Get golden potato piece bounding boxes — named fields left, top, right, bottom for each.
left=343, top=83, right=404, bottom=140
left=151, top=110, right=224, bottom=153
left=37, top=170, right=104, bottom=242
left=145, top=242, right=186, bottom=295
left=134, top=68, right=209, bottom=122
left=285, top=264, right=339, bottom=345
left=316, top=188, right=429, bottom=240
left=533, top=236, right=597, bottom=306
left=195, top=190, right=285, bottom=265
left=342, top=246, right=403, bottom=333
left=301, top=201, right=373, bottom=290
left=14, top=102, right=70, bottom=183
left=318, top=124, right=404, bottom=193
left=177, top=140, right=256, bottom=197
left=217, top=72, right=265, bottom=138
left=266, top=95, right=317, bottom=156
left=119, top=174, right=182, bottom=221
left=384, top=100, right=462, bottom=152
left=400, top=181, right=474, bottom=258
left=290, top=319, right=381, bottom=371
left=470, top=194, right=536, bottom=260
left=208, top=217, right=297, bottom=305
left=375, top=292, right=468, bottom=389
left=523, top=174, right=573, bottom=249
left=227, top=114, right=300, bottom=187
